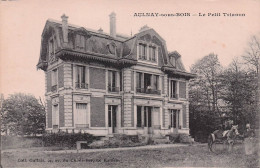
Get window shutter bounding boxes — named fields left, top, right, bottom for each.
left=182, top=104, right=187, bottom=128
left=47, top=72, right=52, bottom=92
left=47, top=100, right=52, bottom=128
left=179, top=81, right=186, bottom=98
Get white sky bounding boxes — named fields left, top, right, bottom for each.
left=0, top=0, right=259, bottom=98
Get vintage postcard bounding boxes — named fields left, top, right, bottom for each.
left=0, top=0, right=259, bottom=167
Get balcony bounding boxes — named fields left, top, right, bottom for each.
left=136, top=87, right=161, bottom=95
left=51, top=85, right=57, bottom=92
left=75, top=82, right=88, bottom=89
left=108, top=86, right=119, bottom=93
left=170, top=93, right=178, bottom=99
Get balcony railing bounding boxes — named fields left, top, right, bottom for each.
left=75, top=124, right=89, bottom=128
left=170, top=93, right=179, bottom=99
left=136, top=87, right=161, bottom=95
left=51, top=85, right=57, bottom=92
left=108, top=86, right=119, bottom=93
left=75, top=82, right=88, bottom=89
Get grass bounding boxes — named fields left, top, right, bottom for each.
left=1, top=143, right=259, bottom=168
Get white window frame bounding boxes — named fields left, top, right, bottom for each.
left=137, top=40, right=158, bottom=65
left=74, top=103, right=89, bottom=128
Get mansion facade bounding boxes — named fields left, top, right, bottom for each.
left=37, top=13, right=195, bottom=136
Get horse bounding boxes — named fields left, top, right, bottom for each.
left=208, top=125, right=239, bottom=152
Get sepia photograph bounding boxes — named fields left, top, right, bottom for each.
left=0, top=0, right=259, bottom=167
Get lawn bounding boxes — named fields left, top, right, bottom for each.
left=1, top=144, right=259, bottom=168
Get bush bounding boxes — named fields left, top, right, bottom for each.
left=89, top=134, right=146, bottom=149
left=1, top=136, right=43, bottom=149
left=168, top=133, right=194, bottom=144
left=42, top=132, right=98, bottom=148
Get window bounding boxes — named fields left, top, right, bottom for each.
left=136, top=106, right=153, bottom=128
left=52, top=104, right=59, bottom=128
left=136, top=72, right=160, bottom=94
left=169, top=109, right=180, bottom=128
left=75, top=103, right=88, bottom=128
left=137, top=106, right=142, bottom=127
left=149, top=46, right=156, bottom=61
left=138, top=43, right=147, bottom=60
left=170, top=80, right=178, bottom=99
left=75, top=66, right=88, bottom=89
left=108, top=70, right=118, bottom=92
left=75, top=34, right=85, bottom=50
left=51, top=69, right=58, bottom=92
left=49, top=36, right=57, bottom=56
left=170, top=56, right=176, bottom=67
left=154, top=75, right=159, bottom=90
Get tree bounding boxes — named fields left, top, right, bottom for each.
left=1, top=93, right=46, bottom=136
left=219, top=59, right=257, bottom=129
left=189, top=53, right=224, bottom=137
left=243, top=35, right=260, bottom=75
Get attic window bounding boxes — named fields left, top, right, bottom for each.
left=138, top=43, right=147, bottom=59
left=49, top=36, right=57, bottom=56
left=75, top=34, right=85, bottom=50
left=170, top=56, right=176, bottom=67
left=138, top=42, right=158, bottom=64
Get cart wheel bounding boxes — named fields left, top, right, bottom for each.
left=211, top=141, right=227, bottom=154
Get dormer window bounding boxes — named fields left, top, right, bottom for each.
left=149, top=46, right=156, bottom=62
left=75, top=34, right=85, bottom=50
left=138, top=43, right=147, bottom=60
left=170, top=56, right=176, bottom=67
left=138, top=41, right=158, bottom=64
left=49, top=36, right=57, bottom=56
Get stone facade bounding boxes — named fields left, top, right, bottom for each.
left=37, top=13, right=195, bottom=136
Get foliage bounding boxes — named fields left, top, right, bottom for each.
left=89, top=134, right=146, bottom=149
left=168, top=133, right=194, bottom=144
left=189, top=53, right=224, bottom=137
left=189, top=43, right=259, bottom=139
left=1, top=93, right=45, bottom=136
left=1, top=135, right=43, bottom=149
left=42, top=132, right=97, bottom=148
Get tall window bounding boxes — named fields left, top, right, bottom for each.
left=170, top=80, right=177, bottom=98
left=75, top=103, right=88, bottom=128
left=149, top=46, right=156, bottom=61
left=170, top=56, right=176, bottom=67
left=136, top=72, right=160, bottom=94
left=154, top=75, right=159, bottom=90
left=170, top=109, right=179, bottom=128
left=51, top=69, right=58, bottom=92
left=108, top=70, right=118, bottom=92
left=137, top=106, right=142, bottom=127
left=75, top=34, right=85, bottom=50
left=138, top=43, right=147, bottom=60
left=49, top=36, right=57, bottom=56
left=52, top=104, right=59, bottom=128
left=75, top=66, right=87, bottom=89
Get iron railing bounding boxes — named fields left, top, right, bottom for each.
left=75, top=83, right=88, bottom=89
left=108, top=86, right=119, bottom=93
left=136, top=87, right=161, bottom=95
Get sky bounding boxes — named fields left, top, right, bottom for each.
left=0, top=0, right=259, bottom=98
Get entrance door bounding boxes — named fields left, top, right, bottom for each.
left=108, top=105, right=117, bottom=134
left=144, top=106, right=152, bottom=134
left=170, top=109, right=179, bottom=133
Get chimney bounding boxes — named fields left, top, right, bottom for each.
left=61, top=14, right=69, bottom=43
left=109, top=12, right=116, bottom=38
